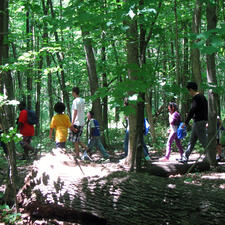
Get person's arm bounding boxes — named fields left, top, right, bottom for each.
left=185, top=98, right=198, bottom=125
left=17, top=110, right=26, bottom=132
left=90, top=127, right=95, bottom=138
left=72, top=109, right=77, bottom=124
left=49, top=128, right=53, bottom=139
left=17, top=122, right=23, bottom=132
left=89, top=120, right=95, bottom=139
left=170, top=112, right=180, bottom=126
left=69, top=125, right=77, bottom=133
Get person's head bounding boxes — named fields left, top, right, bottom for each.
left=87, top=111, right=94, bottom=120
left=72, top=87, right=80, bottom=98
left=124, top=97, right=129, bottom=107
left=168, top=102, right=178, bottom=113
left=18, top=101, right=26, bottom=111
left=54, top=102, right=65, bottom=114
left=186, top=82, right=198, bottom=96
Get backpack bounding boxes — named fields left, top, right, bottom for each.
left=92, top=119, right=100, bottom=136
left=177, top=122, right=187, bottom=139
left=27, top=110, right=38, bottom=125
left=144, top=118, right=150, bottom=136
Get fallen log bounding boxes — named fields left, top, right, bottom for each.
left=17, top=149, right=224, bottom=225
left=144, top=160, right=210, bottom=177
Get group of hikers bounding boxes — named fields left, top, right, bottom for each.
left=2, top=82, right=224, bottom=163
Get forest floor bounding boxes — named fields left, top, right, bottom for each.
left=1, top=147, right=225, bottom=224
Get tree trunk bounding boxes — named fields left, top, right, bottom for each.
left=11, top=43, right=25, bottom=102
left=138, top=0, right=162, bottom=151
left=48, top=0, right=71, bottom=118
left=125, top=15, right=139, bottom=171
left=145, top=91, right=156, bottom=143
left=42, top=0, right=54, bottom=120
left=191, top=0, right=202, bottom=88
left=101, top=44, right=108, bottom=147
left=181, top=22, right=190, bottom=120
left=0, top=0, right=18, bottom=208
left=35, top=36, right=43, bottom=136
left=174, top=0, right=181, bottom=102
left=206, top=0, right=218, bottom=166
left=81, top=30, right=103, bottom=129
left=17, top=151, right=219, bottom=225
left=26, top=10, right=33, bottom=110
left=111, top=41, right=121, bottom=123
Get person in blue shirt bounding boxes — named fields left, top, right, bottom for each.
left=85, top=111, right=110, bottom=160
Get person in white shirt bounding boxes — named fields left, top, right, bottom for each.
left=69, top=87, right=88, bottom=157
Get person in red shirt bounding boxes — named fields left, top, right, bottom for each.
left=17, top=102, right=35, bottom=159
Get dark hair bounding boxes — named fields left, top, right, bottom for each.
left=72, top=87, right=80, bottom=95
left=169, top=102, right=178, bottom=111
left=186, top=82, right=198, bottom=91
left=18, top=101, right=26, bottom=111
left=54, top=102, right=65, bottom=114
left=89, top=111, right=94, bottom=118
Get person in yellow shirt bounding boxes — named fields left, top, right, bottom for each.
left=49, top=102, right=75, bottom=148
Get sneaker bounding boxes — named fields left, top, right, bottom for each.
left=159, top=157, right=169, bottom=162
left=81, top=151, right=90, bottom=160
left=176, top=158, right=182, bottom=161
left=178, top=158, right=188, bottom=164
left=216, top=155, right=222, bottom=162
left=102, top=158, right=110, bottom=163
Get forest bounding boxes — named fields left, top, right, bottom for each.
left=0, top=0, right=225, bottom=224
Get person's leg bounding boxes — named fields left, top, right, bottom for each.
left=174, top=135, right=183, bottom=158
left=56, top=142, right=66, bottom=148
left=69, top=127, right=79, bottom=156
left=165, top=132, right=176, bottom=159
left=124, top=131, right=129, bottom=157
left=96, top=137, right=109, bottom=158
left=216, top=142, right=222, bottom=161
left=79, top=141, right=88, bottom=151
left=183, top=123, right=198, bottom=161
left=87, top=138, right=95, bottom=154
left=196, top=121, right=207, bottom=149
left=74, top=126, right=84, bottom=157
left=74, top=142, right=80, bottom=157
left=142, top=139, right=149, bottom=157
left=20, top=136, right=34, bottom=159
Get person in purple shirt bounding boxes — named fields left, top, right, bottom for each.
left=160, top=102, right=183, bottom=161
left=180, top=82, right=208, bottom=163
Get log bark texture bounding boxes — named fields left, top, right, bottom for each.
left=17, top=150, right=224, bottom=224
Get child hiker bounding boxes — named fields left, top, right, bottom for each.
left=49, top=102, right=76, bottom=148
left=83, top=111, right=110, bottom=160
left=160, top=102, right=183, bottom=161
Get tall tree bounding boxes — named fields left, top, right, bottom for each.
left=26, top=8, right=33, bottom=109
left=124, top=7, right=139, bottom=171
left=42, top=0, right=54, bottom=120
left=48, top=0, right=71, bottom=117
left=206, top=0, right=218, bottom=166
left=191, top=0, right=202, bottom=88
left=140, top=0, right=162, bottom=144
left=0, top=0, right=18, bottom=207
left=81, top=29, right=103, bottom=128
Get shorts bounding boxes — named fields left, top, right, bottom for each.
left=69, top=125, right=83, bottom=143
left=20, top=136, right=32, bottom=148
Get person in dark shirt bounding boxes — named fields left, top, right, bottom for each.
left=180, top=82, right=208, bottom=163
